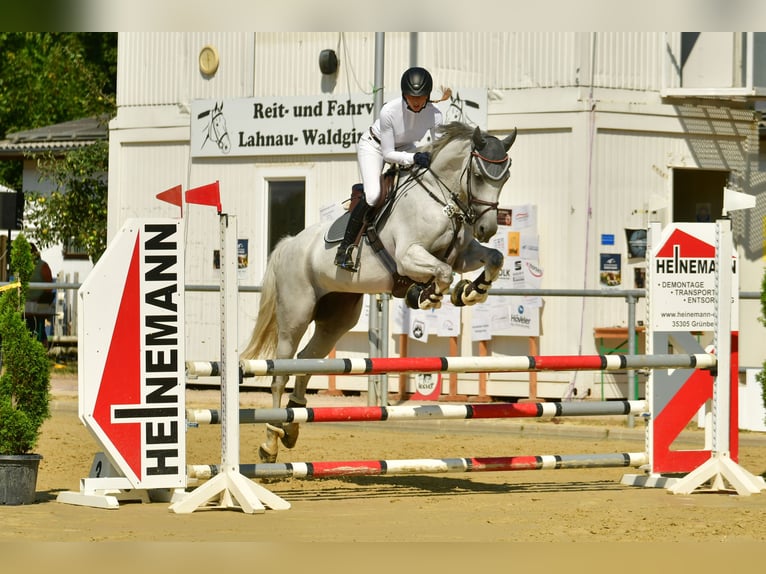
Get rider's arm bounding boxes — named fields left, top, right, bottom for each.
left=379, top=112, right=416, bottom=167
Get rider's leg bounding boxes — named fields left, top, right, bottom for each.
left=334, top=199, right=371, bottom=271
left=335, top=138, right=383, bottom=272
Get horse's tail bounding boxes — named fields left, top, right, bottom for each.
left=241, top=239, right=284, bottom=360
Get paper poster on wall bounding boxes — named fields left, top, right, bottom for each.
left=625, top=228, right=647, bottom=261
left=519, top=231, right=539, bottom=261
left=392, top=290, right=462, bottom=338
left=506, top=230, right=520, bottom=256
left=408, top=309, right=430, bottom=343
left=634, top=267, right=646, bottom=289
left=391, top=299, right=461, bottom=340
left=237, top=239, right=248, bottom=269
left=470, top=305, right=492, bottom=341
left=320, top=201, right=345, bottom=223
left=497, top=208, right=513, bottom=227
left=599, top=253, right=621, bottom=288
left=522, top=260, right=544, bottom=307
left=213, top=239, right=249, bottom=272
left=392, top=298, right=407, bottom=335
left=488, top=297, right=541, bottom=337
left=507, top=204, right=537, bottom=229
left=434, top=299, right=461, bottom=337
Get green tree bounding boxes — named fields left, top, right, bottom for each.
left=0, top=234, right=50, bottom=455
left=0, top=32, right=116, bottom=263
left=26, top=141, right=109, bottom=262
left=0, top=32, right=116, bottom=192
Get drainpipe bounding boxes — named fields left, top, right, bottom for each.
left=369, top=33, right=386, bottom=406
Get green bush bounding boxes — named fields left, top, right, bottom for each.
left=0, top=234, right=51, bottom=455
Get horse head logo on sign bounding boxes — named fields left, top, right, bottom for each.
left=198, top=101, right=231, bottom=154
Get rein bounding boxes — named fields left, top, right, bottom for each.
left=413, top=144, right=506, bottom=226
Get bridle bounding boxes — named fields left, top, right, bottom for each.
left=411, top=140, right=510, bottom=226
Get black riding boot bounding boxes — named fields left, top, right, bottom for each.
left=334, top=200, right=371, bottom=272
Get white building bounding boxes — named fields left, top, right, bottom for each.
left=108, top=32, right=766, bottom=399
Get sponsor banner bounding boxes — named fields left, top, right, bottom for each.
left=79, top=219, right=186, bottom=489
left=650, top=223, right=717, bottom=332
left=191, top=90, right=488, bottom=158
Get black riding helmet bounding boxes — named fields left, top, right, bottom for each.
left=400, top=67, right=433, bottom=99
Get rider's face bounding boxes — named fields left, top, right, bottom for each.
left=404, top=94, right=428, bottom=112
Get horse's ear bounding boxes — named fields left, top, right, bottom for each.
left=472, top=126, right=486, bottom=149
left=502, top=128, right=517, bottom=151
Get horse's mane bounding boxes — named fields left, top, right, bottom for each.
left=428, top=121, right=476, bottom=159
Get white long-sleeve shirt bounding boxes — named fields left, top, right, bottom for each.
left=370, top=98, right=443, bottom=166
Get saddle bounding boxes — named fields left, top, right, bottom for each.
left=325, top=169, right=414, bottom=297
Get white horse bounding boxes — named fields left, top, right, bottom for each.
left=242, top=122, right=517, bottom=463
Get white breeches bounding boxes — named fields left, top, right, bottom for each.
left=357, top=133, right=385, bottom=207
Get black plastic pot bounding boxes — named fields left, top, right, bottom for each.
left=0, top=454, right=42, bottom=505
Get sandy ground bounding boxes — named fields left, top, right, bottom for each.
left=3, top=372, right=766, bottom=558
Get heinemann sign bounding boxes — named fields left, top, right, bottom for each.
left=79, top=219, right=186, bottom=489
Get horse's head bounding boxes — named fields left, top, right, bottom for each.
left=466, top=126, right=516, bottom=242
left=426, top=122, right=517, bottom=242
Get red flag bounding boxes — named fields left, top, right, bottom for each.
left=155, top=184, right=183, bottom=217
left=186, top=181, right=222, bottom=213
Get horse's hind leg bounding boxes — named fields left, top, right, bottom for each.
left=259, top=300, right=316, bottom=463
left=279, top=292, right=365, bottom=449
left=258, top=373, right=289, bottom=463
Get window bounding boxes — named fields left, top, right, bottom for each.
left=268, top=180, right=305, bottom=254
left=672, top=168, right=728, bottom=223
left=63, top=237, right=89, bottom=259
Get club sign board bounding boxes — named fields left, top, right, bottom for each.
left=78, top=219, right=186, bottom=489
left=650, top=222, right=737, bottom=332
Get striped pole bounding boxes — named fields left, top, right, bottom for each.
left=230, top=353, right=715, bottom=378
left=186, top=361, right=221, bottom=377
left=188, top=452, right=649, bottom=480
left=187, top=399, right=648, bottom=425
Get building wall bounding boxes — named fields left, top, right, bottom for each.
left=109, top=32, right=766, bottom=399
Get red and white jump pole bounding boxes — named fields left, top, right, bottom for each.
left=187, top=399, right=648, bottom=426
left=232, top=352, right=715, bottom=377
left=188, top=451, right=649, bottom=481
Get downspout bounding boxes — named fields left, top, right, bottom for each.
left=369, top=32, right=386, bottom=406
left=565, top=32, right=598, bottom=401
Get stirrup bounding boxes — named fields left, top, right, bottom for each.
left=335, top=245, right=359, bottom=272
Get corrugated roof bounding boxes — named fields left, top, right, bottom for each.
left=0, top=115, right=109, bottom=157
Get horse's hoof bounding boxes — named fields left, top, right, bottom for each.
left=405, top=284, right=423, bottom=309
left=258, top=444, right=278, bottom=463
left=280, top=422, right=300, bottom=449
left=450, top=279, right=471, bottom=307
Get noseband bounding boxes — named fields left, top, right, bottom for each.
left=460, top=147, right=510, bottom=223
left=409, top=132, right=510, bottom=226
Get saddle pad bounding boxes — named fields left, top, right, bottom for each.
left=325, top=211, right=349, bottom=244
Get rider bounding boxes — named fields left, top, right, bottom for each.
left=334, top=66, right=451, bottom=272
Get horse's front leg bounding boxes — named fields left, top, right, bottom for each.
left=258, top=374, right=288, bottom=463
left=451, top=245, right=504, bottom=307
left=396, top=244, right=453, bottom=310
